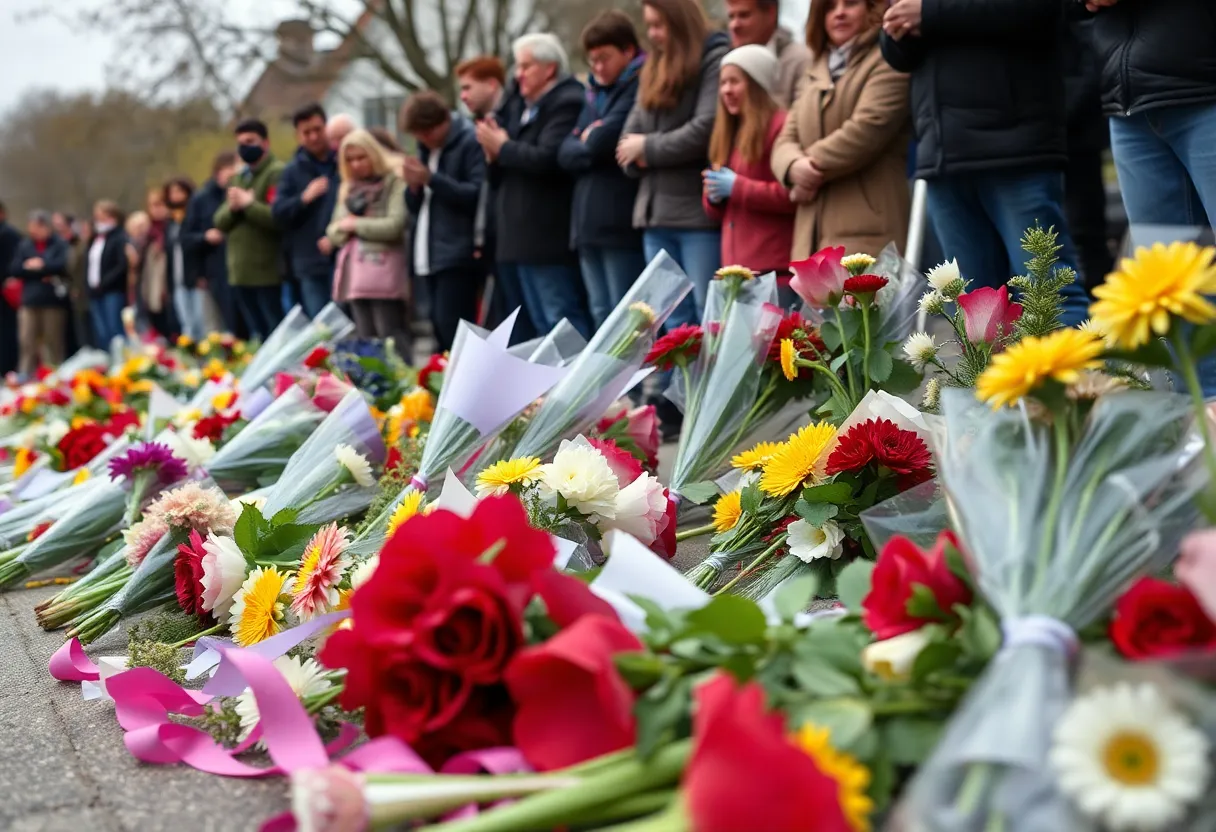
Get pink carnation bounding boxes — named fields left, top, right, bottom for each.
left=588, top=437, right=643, bottom=486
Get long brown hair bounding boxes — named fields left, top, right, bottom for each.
left=639, top=0, right=708, bottom=111
left=708, top=67, right=778, bottom=167
left=805, top=0, right=884, bottom=56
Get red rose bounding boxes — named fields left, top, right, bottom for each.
left=651, top=492, right=679, bottom=561
left=418, top=353, right=448, bottom=392
left=106, top=409, right=141, bottom=435
left=1110, top=578, right=1216, bottom=660
left=413, top=684, right=515, bottom=768
left=505, top=615, right=642, bottom=771
left=531, top=568, right=620, bottom=629
left=192, top=411, right=239, bottom=443
left=685, top=674, right=857, bottom=832
left=862, top=531, right=972, bottom=640
left=303, top=347, right=331, bottom=369
left=57, top=424, right=111, bottom=470
left=411, top=570, right=524, bottom=684
left=385, top=446, right=405, bottom=475
left=174, top=529, right=208, bottom=616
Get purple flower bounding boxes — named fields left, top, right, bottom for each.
left=108, top=442, right=189, bottom=485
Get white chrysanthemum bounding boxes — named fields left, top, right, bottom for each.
left=334, top=444, right=375, bottom=487
left=787, top=519, right=845, bottom=564
left=918, top=290, right=945, bottom=316
left=902, top=332, right=939, bottom=369
left=926, top=259, right=962, bottom=293
left=165, top=431, right=215, bottom=468
left=539, top=441, right=620, bottom=520
left=1067, top=370, right=1129, bottom=401
left=235, top=655, right=333, bottom=742
left=1051, top=682, right=1210, bottom=832
left=199, top=533, right=248, bottom=622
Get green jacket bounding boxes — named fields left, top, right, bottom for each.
left=213, top=155, right=285, bottom=288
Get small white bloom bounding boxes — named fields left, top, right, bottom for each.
left=166, top=432, right=215, bottom=468
left=199, top=533, right=249, bottom=622
left=43, top=419, right=70, bottom=447
left=921, top=378, right=942, bottom=411
left=602, top=472, right=668, bottom=544
left=233, top=493, right=268, bottom=512
left=862, top=629, right=932, bottom=681
left=538, top=440, right=620, bottom=520
left=926, top=259, right=962, bottom=293
left=902, top=332, right=939, bottom=369
left=841, top=253, right=877, bottom=275
left=787, top=519, right=845, bottom=564
left=235, top=655, right=333, bottom=742
left=1051, top=682, right=1210, bottom=832
left=918, top=291, right=946, bottom=316
left=334, top=444, right=375, bottom=488
left=349, top=555, right=379, bottom=590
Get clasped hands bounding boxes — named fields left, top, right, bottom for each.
left=788, top=157, right=825, bottom=203
left=882, top=0, right=922, bottom=40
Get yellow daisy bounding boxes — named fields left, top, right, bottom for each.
left=229, top=566, right=291, bottom=647
left=476, top=457, right=542, bottom=498
left=780, top=338, right=798, bottom=382
left=731, top=441, right=781, bottom=472
left=212, top=390, right=237, bottom=412
left=976, top=329, right=1105, bottom=409
left=759, top=422, right=838, bottom=497
left=1090, top=242, right=1216, bottom=350
left=715, top=265, right=756, bottom=281
left=400, top=389, right=436, bottom=425
left=72, top=381, right=93, bottom=405
left=793, top=724, right=874, bottom=832
left=387, top=490, right=426, bottom=537
left=712, top=491, right=743, bottom=533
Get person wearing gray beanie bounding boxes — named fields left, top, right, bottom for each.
left=721, top=44, right=781, bottom=99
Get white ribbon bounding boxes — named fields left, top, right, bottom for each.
left=1001, top=615, right=1079, bottom=657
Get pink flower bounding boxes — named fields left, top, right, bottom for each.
left=957, top=286, right=1023, bottom=345
left=272, top=373, right=300, bottom=398
left=199, top=533, right=248, bottom=622
left=624, top=406, right=660, bottom=469
left=603, top=473, right=669, bottom=545
left=291, top=523, right=353, bottom=619
left=790, top=246, right=848, bottom=307
left=123, top=517, right=169, bottom=567
left=588, top=437, right=643, bottom=486
left=313, top=373, right=353, bottom=414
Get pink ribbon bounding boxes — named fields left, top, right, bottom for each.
left=410, top=474, right=429, bottom=492
left=49, top=638, right=101, bottom=682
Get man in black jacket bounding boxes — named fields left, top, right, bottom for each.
left=402, top=92, right=488, bottom=353
left=182, top=151, right=240, bottom=335
left=477, top=34, right=591, bottom=340
left=0, top=201, right=21, bottom=375
left=559, top=11, right=647, bottom=330
left=881, top=0, right=1090, bottom=324
left=85, top=200, right=131, bottom=348
left=1087, top=0, right=1216, bottom=231
left=273, top=102, right=341, bottom=318
left=11, top=211, right=69, bottom=376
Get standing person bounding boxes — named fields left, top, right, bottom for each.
left=182, top=152, right=239, bottom=335
left=137, top=187, right=177, bottom=338
left=164, top=177, right=206, bottom=341
left=0, top=202, right=22, bottom=374
left=273, top=103, right=341, bottom=318
left=771, top=0, right=910, bottom=260
left=53, top=212, right=89, bottom=352
left=476, top=34, right=590, bottom=338
left=11, top=211, right=69, bottom=375
left=124, top=210, right=150, bottom=322
left=725, top=0, right=809, bottom=109
left=85, top=200, right=130, bottom=348
left=214, top=118, right=286, bottom=341
left=558, top=11, right=648, bottom=330
left=880, top=0, right=1090, bottom=323
left=326, top=130, right=412, bottom=360
left=401, top=91, right=486, bottom=353
left=617, top=0, right=731, bottom=329
left=702, top=46, right=796, bottom=277
left=326, top=115, right=356, bottom=152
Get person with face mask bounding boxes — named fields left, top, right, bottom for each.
left=213, top=118, right=286, bottom=341
left=85, top=200, right=130, bottom=347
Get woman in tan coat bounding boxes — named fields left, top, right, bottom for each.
left=770, top=0, right=911, bottom=261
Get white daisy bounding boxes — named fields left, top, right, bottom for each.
left=918, top=290, right=945, bottom=316
left=333, top=444, right=375, bottom=487
left=235, top=655, right=333, bottom=743
left=902, top=332, right=939, bottom=369
left=787, top=519, right=845, bottom=564
left=1051, top=682, right=1210, bottom=832
left=926, top=259, right=963, bottom=294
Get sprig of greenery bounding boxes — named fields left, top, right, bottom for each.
left=127, top=640, right=187, bottom=684
left=1009, top=225, right=1076, bottom=339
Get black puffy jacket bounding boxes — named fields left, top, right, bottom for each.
left=1089, top=0, right=1216, bottom=117
left=880, top=0, right=1069, bottom=179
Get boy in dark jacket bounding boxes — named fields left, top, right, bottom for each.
left=558, top=11, right=647, bottom=330
left=85, top=200, right=130, bottom=348
left=11, top=211, right=69, bottom=375
left=182, top=152, right=239, bottom=335
left=402, top=92, right=487, bottom=353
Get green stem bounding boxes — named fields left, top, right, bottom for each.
left=169, top=622, right=224, bottom=650
left=1033, top=416, right=1071, bottom=585
left=955, top=763, right=993, bottom=816
left=871, top=698, right=939, bottom=717
left=860, top=301, right=873, bottom=392
left=1174, top=334, right=1216, bottom=521
left=799, top=359, right=851, bottom=407
left=676, top=524, right=715, bottom=542
left=714, top=535, right=786, bottom=596
left=832, top=307, right=859, bottom=401
left=566, top=791, right=678, bottom=830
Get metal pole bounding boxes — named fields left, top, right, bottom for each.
left=907, top=178, right=930, bottom=331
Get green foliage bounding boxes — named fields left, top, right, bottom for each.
left=1009, top=225, right=1077, bottom=338
left=195, top=698, right=244, bottom=748
left=233, top=504, right=320, bottom=567
left=127, top=640, right=187, bottom=684
left=127, top=609, right=205, bottom=648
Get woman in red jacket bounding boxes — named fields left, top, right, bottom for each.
left=702, top=44, right=796, bottom=284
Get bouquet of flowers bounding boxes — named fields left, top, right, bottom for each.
left=238, top=304, right=355, bottom=393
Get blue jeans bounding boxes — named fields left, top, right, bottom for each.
left=234, top=285, right=284, bottom=342
left=926, top=169, right=1089, bottom=326
left=298, top=275, right=333, bottom=319
left=516, top=262, right=592, bottom=341
left=580, top=245, right=648, bottom=330
left=492, top=262, right=536, bottom=344
left=174, top=287, right=208, bottom=341
left=642, top=228, right=722, bottom=330
left=89, top=292, right=125, bottom=348
left=281, top=280, right=300, bottom=316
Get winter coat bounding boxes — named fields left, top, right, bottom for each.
left=273, top=146, right=341, bottom=283
left=1064, top=18, right=1108, bottom=153
left=558, top=55, right=645, bottom=251
left=702, top=111, right=796, bottom=274
left=11, top=236, right=69, bottom=308
left=879, top=0, right=1068, bottom=179
left=328, top=173, right=409, bottom=301
left=406, top=113, right=486, bottom=274
left=1089, top=0, right=1216, bottom=117
left=492, top=75, right=586, bottom=264
left=181, top=178, right=229, bottom=290
left=85, top=232, right=130, bottom=298
left=771, top=26, right=811, bottom=111
left=624, top=31, right=731, bottom=230
left=214, top=155, right=286, bottom=288
left=774, top=28, right=911, bottom=259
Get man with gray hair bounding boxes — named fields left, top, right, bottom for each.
left=10, top=210, right=70, bottom=375
left=475, top=33, right=592, bottom=338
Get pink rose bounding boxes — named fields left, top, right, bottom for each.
left=623, top=406, right=659, bottom=470
left=790, top=246, right=848, bottom=307
left=603, top=473, right=669, bottom=545
left=313, top=372, right=354, bottom=413
left=957, top=286, right=1023, bottom=345
left=588, top=437, right=643, bottom=486
left=272, top=373, right=298, bottom=398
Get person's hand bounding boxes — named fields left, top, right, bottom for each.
left=790, top=183, right=818, bottom=203
left=337, top=216, right=359, bottom=234
left=204, top=228, right=224, bottom=245
left=581, top=120, right=603, bottom=143
left=1084, top=0, right=1118, bottom=10
left=475, top=118, right=509, bottom=160
left=317, top=237, right=334, bottom=256
left=616, top=134, right=646, bottom=168
left=402, top=156, right=431, bottom=188
left=703, top=168, right=738, bottom=203
left=24, top=258, right=44, bottom=270
left=883, top=0, right=922, bottom=40
left=227, top=187, right=254, bottom=210
left=789, top=157, right=826, bottom=190
left=302, top=176, right=330, bottom=204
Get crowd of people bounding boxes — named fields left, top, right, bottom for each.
left=1, top=0, right=1212, bottom=420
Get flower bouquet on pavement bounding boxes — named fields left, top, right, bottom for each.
left=238, top=303, right=355, bottom=393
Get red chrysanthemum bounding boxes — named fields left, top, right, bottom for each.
left=174, top=528, right=209, bottom=617
left=192, top=411, right=240, bottom=443
left=644, top=324, right=703, bottom=371
left=843, top=274, right=889, bottom=295
left=826, top=418, right=933, bottom=488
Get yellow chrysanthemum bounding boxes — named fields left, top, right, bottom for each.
left=976, top=329, right=1106, bottom=409
left=72, top=468, right=91, bottom=485
left=400, top=389, right=436, bottom=425
left=1090, top=242, right=1216, bottom=350
left=759, top=422, right=838, bottom=497
left=387, top=490, right=426, bottom=537
left=629, top=302, right=657, bottom=326
left=13, top=447, right=37, bottom=478
left=229, top=566, right=291, bottom=647
left=794, top=724, right=874, bottom=832
left=715, top=264, right=756, bottom=281
left=780, top=339, right=798, bottom=382
left=203, top=358, right=227, bottom=379
left=177, top=334, right=193, bottom=349
left=70, top=416, right=93, bottom=430
left=476, top=457, right=542, bottom=498
left=19, top=398, right=38, bottom=415
left=712, top=491, right=743, bottom=533
left=731, top=441, right=781, bottom=471
left=72, top=381, right=93, bottom=405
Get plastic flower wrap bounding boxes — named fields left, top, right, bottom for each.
left=900, top=388, right=1205, bottom=832
left=238, top=304, right=355, bottom=393
left=203, top=385, right=327, bottom=494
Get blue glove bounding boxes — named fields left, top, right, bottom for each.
left=705, top=168, right=737, bottom=203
